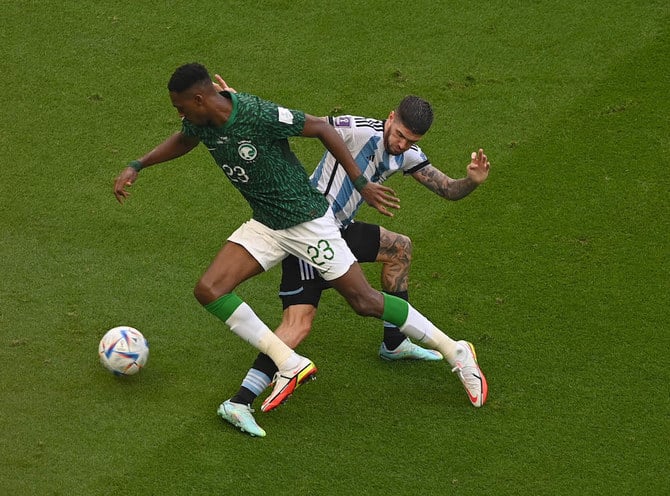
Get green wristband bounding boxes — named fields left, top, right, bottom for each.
left=353, top=174, right=368, bottom=192
left=128, top=160, right=143, bottom=172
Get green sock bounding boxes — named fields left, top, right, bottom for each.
left=204, top=293, right=244, bottom=321
left=381, top=293, right=409, bottom=326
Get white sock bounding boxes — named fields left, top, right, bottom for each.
left=399, top=305, right=459, bottom=362
left=225, top=303, right=298, bottom=369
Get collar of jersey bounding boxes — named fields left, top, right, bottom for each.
left=219, top=91, right=239, bottom=130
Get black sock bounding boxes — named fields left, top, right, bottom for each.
left=252, top=352, right=278, bottom=377
left=230, top=353, right=279, bottom=405
left=383, top=291, right=409, bottom=350
left=231, top=386, right=257, bottom=406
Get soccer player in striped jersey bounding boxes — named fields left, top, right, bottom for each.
left=212, top=77, right=490, bottom=436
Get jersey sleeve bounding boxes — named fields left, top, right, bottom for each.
left=328, top=115, right=357, bottom=143
left=402, top=145, right=431, bottom=175
left=254, top=94, right=306, bottom=139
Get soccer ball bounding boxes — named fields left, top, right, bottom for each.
left=98, top=326, right=149, bottom=376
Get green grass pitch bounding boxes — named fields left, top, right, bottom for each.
left=1, top=1, right=668, bottom=494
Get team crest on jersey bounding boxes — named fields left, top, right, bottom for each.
left=238, top=141, right=257, bottom=161
left=334, top=116, right=351, bottom=128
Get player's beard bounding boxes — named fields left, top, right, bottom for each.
left=383, top=133, right=402, bottom=156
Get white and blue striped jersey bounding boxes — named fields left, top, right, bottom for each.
left=310, top=115, right=430, bottom=228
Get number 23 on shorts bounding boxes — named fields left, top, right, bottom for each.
left=306, top=240, right=334, bottom=266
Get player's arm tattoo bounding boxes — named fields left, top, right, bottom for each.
left=378, top=229, right=412, bottom=293
left=413, top=165, right=477, bottom=201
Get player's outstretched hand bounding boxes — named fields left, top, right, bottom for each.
left=360, top=182, right=400, bottom=217
left=114, top=167, right=138, bottom=204
left=213, top=74, right=237, bottom=93
left=467, top=148, right=491, bottom=184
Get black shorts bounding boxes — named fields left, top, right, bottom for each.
left=278, top=221, right=381, bottom=309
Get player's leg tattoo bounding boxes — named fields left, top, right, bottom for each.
left=377, top=229, right=412, bottom=293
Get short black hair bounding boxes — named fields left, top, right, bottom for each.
left=167, top=63, right=211, bottom=93
left=396, top=95, right=433, bottom=136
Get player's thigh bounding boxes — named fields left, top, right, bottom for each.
left=199, top=241, right=264, bottom=291
left=278, top=211, right=355, bottom=281
left=227, top=218, right=289, bottom=271
left=341, top=221, right=381, bottom=263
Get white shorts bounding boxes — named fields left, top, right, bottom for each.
left=227, top=210, right=357, bottom=281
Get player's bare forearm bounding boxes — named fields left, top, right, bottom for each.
left=136, top=132, right=199, bottom=168
left=413, top=166, right=478, bottom=200
left=413, top=149, right=490, bottom=201
left=114, top=132, right=199, bottom=203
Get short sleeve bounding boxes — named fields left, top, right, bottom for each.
left=256, top=96, right=306, bottom=140
left=402, top=146, right=431, bottom=174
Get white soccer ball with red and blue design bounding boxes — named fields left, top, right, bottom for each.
left=98, top=326, right=149, bottom=376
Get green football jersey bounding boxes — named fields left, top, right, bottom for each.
left=181, top=92, right=328, bottom=230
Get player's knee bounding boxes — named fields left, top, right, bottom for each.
left=193, top=277, right=228, bottom=306
left=193, top=267, right=239, bottom=305
left=383, top=232, right=413, bottom=265
left=397, top=233, right=413, bottom=263
left=347, top=292, right=383, bottom=318
left=385, top=234, right=413, bottom=276
left=193, top=279, right=212, bottom=305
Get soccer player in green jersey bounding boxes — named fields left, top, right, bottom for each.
left=114, top=63, right=487, bottom=435
left=210, top=77, right=490, bottom=437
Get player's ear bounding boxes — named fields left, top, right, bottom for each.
left=388, top=110, right=396, bottom=122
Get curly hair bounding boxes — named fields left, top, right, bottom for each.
left=167, top=63, right=211, bottom=93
